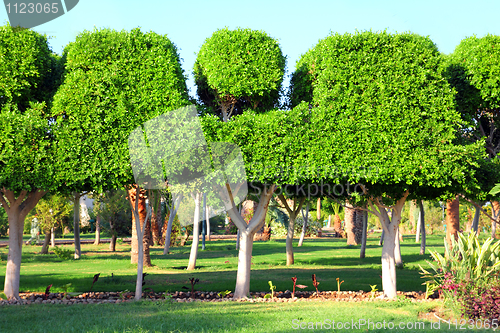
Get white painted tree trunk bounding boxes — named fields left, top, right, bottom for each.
left=472, top=206, right=480, bottom=234
left=298, top=203, right=310, bottom=247
left=381, top=221, right=398, bottom=299
left=368, top=191, right=408, bottom=299
left=4, top=210, right=23, bottom=300
left=1, top=189, right=46, bottom=300
left=163, top=193, right=182, bottom=255
left=187, top=192, right=201, bottom=271
left=418, top=200, right=426, bottom=255
left=227, top=186, right=276, bottom=299
left=394, top=226, right=402, bottom=266
left=234, top=229, right=254, bottom=297
left=73, top=192, right=81, bottom=259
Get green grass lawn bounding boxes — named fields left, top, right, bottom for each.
left=0, top=299, right=448, bottom=333
left=1, top=233, right=479, bottom=332
left=0, top=233, right=448, bottom=295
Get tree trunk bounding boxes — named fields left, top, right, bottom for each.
left=472, top=206, right=480, bottom=234
left=187, top=192, right=201, bottom=271
left=298, top=203, right=310, bottom=247
left=381, top=220, right=398, bottom=299
left=419, top=200, right=426, bottom=255
left=128, top=187, right=151, bottom=267
left=163, top=193, right=182, bottom=255
left=73, top=192, right=81, bottom=260
left=236, top=230, right=240, bottom=250
left=370, top=191, right=408, bottom=299
left=206, top=205, right=211, bottom=242
left=50, top=227, right=55, bottom=247
left=379, top=229, right=384, bottom=246
left=110, top=233, right=116, bottom=252
left=345, top=203, right=359, bottom=245
left=234, top=230, right=254, bottom=298
left=150, top=191, right=162, bottom=246
left=327, top=214, right=331, bottom=228
left=360, top=210, right=368, bottom=258
left=201, top=193, right=206, bottom=251
left=40, top=229, right=51, bottom=254
left=492, top=201, right=500, bottom=239
left=394, top=226, right=402, bottom=266
left=446, top=196, right=460, bottom=248
left=409, top=200, right=416, bottom=233
left=416, top=206, right=421, bottom=243
left=286, top=212, right=297, bottom=266
left=229, top=186, right=275, bottom=299
left=1, top=189, right=46, bottom=300
left=93, top=216, right=101, bottom=245
left=316, top=198, right=321, bottom=222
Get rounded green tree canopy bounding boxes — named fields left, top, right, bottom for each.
left=194, top=28, right=286, bottom=120
left=52, top=27, right=190, bottom=193
left=291, top=31, right=483, bottom=199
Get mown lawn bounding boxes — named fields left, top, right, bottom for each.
left=0, top=233, right=448, bottom=294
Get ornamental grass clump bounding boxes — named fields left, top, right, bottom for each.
left=420, top=232, right=500, bottom=320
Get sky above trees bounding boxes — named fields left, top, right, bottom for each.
left=1, top=0, right=499, bottom=99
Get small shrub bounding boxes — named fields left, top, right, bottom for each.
left=51, top=246, right=73, bottom=260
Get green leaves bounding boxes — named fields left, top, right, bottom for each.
left=194, top=28, right=286, bottom=116
left=52, top=28, right=191, bottom=194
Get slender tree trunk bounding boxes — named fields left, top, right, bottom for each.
left=206, top=205, right=211, bottom=241
left=492, top=201, right=500, bottom=239
left=472, top=206, right=480, bottom=234
left=316, top=198, right=321, bottom=222
left=286, top=212, right=297, bottom=266
left=149, top=191, right=162, bottom=246
left=419, top=200, right=426, bottom=255
left=40, top=229, right=50, bottom=254
left=446, top=196, right=460, bottom=248
left=163, top=193, right=182, bottom=255
left=409, top=200, right=416, bottom=233
left=50, top=227, right=55, bottom=247
left=236, top=230, right=240, bottom=250
left=201, top=193, right=206, bottom=251
left=360, top=210, right=368, bottom=258
left=187, top=192, right=201, bottom=271
left=93, top=216, right=101, bottom=245
left=416, top=206, right=421, bottom=243
left=379, top=229, right=384, bottom=246
left=298, top=203, right=310, bottom=247
left=73, top=192, right=81, bottom=260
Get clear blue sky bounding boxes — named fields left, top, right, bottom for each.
left=2, top=0, right=499, bottom=98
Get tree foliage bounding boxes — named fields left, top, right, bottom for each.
left=194, top=28, right=286, bottom=119
left=290, top=30, right=483, bottom=201
left=51, top=27, right=191, bottom=193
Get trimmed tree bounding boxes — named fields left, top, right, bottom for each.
left=194, top=27, right=286, bottom=120
left=51, top=27, right=190, bottom=267
left=0, top=24, right=61, bottom=300
left=290, top=30, right=482, bottom=298
left=445, top=34, right=500, bottom=238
